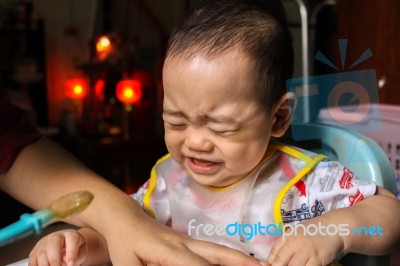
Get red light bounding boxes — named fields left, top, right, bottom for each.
left=96, top=36, right=111, bottom=53
left=96, top=35, right=113, bottom=60
left=94, top=79, right=105, bottom=101
left=116, top=80, right=142, bottom=105
left=65, top=78, right=87, bottom=100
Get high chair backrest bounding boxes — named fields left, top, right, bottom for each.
left=282, top=122, right=397, bottom=266
left=287, top=123, right=397, bottom=193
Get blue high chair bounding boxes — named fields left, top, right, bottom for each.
left=283, top=0, right=397, bottom=263
left=281, top=122, right=397, bottom=266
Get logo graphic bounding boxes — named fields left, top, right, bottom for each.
left=187, top=219, right=383, bottom=241
left=287, top=39, right=380, bottom=132
left=286, top=39, right=382, bottom=164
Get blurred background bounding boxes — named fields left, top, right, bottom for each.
left=0, top=0, right=399, bottom=253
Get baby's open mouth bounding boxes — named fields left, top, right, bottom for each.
left=192, top=158, right=217, bottom=166
left=187, top=157, right=221, bottom=175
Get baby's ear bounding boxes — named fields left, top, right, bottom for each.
left=271, top=93, right=294, bottom=137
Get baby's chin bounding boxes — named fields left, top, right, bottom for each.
left=188, top=170, right=243, bottom=188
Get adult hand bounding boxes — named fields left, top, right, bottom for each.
left=105, top=210, right=264, bottom=266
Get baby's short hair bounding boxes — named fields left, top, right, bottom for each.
left=166, top=0, right=294, bottom=111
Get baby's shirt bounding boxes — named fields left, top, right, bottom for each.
left=132, top=143, right=376, bottom=261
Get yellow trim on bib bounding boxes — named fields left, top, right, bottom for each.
left=143, top=142, right=327, bottom=228
left=275, top=143, right=314, bottom=163
left=272, top=143, right=327, bottom=226
left=143, top=154, right=171, bottom=219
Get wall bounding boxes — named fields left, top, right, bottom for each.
left=32, top=0, right=97, bottom=124
left=337, top=0, right=400, bottom=105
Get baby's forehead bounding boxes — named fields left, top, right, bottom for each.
left=164, top=49, right=258, bottom=87
left=163, top=49, right=264, bottom=103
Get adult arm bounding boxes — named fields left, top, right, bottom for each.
left=1, top=137, right=263, bottom=265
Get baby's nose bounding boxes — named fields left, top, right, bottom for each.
left=184, top=127, right=214, bottom=152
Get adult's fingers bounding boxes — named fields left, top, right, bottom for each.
left=266, top=237, right=290, bottom=266
left=186, top=238, right=264, bottom=266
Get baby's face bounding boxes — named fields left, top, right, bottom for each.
left=162, top=50, right=276, bottom=187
